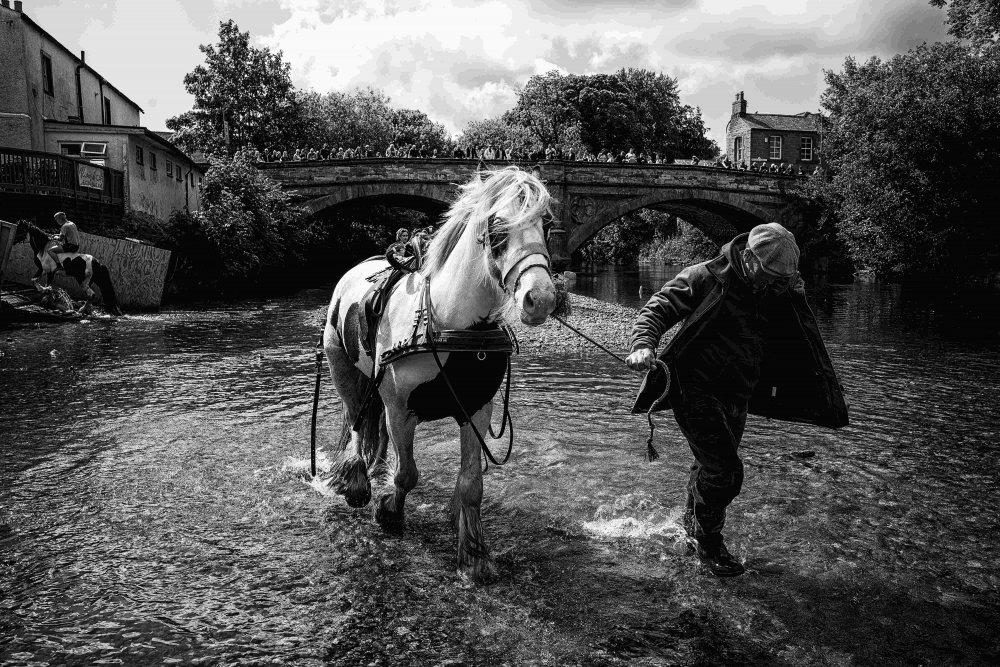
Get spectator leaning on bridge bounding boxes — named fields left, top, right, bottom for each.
left=626, top=223, right=847, bottom=577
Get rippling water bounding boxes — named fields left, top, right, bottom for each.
left=2, top=275, right=999, bottom=666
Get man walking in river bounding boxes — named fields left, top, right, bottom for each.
left=626, top=222, right=848, bottom=577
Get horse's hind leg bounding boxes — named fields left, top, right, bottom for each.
left=324, top=336, right=372, bottom=508
left=453, top=401, right=497, bottom=582
left=374, top=404, right=417, bottom=529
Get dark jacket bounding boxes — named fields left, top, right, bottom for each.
left=631, top=234, right=849, bottom=429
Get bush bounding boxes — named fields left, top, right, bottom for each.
left=165, top=149, right=322, bottom=297
left=639, top=219, right=719, bottom=265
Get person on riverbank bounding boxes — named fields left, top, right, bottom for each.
left=47, top=212, right=80, bottom=266
left=625, top=222, right=848, bottom=577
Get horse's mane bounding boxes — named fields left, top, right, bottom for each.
left=422, top=166, right=551, bottom=291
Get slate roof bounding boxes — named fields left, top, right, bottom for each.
left=739, top=113, right=824, bottom=132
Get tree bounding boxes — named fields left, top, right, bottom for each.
left=389, top=108, right=452, bottom=153
left=820, top=41, right=1000, bottom=278
left=191, top=149, right=318, bottom=291
left=929, top=0, right=1000, bottom=48
left=510, top=71, right=580, bottom=148
left=458, top=116, right=537, bottom=155
left=509, top=69, right=717, bottom=159
left=167, top=20, right=299, bottom=157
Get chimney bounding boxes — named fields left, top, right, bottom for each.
left=1, top=1, right=10, bottom=10
left=732, top=91, right=747, bottom=116
left=13, top=0, right=22, bottom=11
left=80, top=50, right=85, bottom=63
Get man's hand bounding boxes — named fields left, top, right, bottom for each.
left=626, top=347, right=655, bottom=371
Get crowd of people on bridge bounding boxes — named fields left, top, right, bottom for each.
left=256, top=141, right=822, bottom=176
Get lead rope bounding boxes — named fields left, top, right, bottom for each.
left=551, top=313, right=661, bottom=463
left=310, top=333, right=324, bottom=477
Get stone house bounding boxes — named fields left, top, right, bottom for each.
left=725, top=92, right=826, bottom=169
left=0, top=0, right=202, bottom=224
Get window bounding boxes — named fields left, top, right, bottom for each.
left=769, top=136, right=782, bottom=160
left=733, top=136, right=743, bottom=163
left=41, top=53, right=54, bottom=95
left=176, top=165, right=182, bottom=181
left=135, top=145, right=144, bottom=165
left=103, top=97, right=112, bottom=125
left=60, top=142, right=108, bottom=166
left=800, top=137, right=813, bottom=161
left=166, top=160, right=173, bottom=177
left=150, top=153, right=157, bottom=170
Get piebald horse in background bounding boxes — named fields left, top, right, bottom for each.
left=323, top=166, right=556, bottom=581
left=17, top=220, right=122, bottom=315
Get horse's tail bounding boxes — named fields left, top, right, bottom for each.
left=91, top=261, right=122, bottom=316
left=352, top=370, right=385, bottom=463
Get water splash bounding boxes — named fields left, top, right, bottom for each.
left=583, top=502, right=688, bottom=543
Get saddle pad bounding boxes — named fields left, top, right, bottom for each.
left=359, top=266, right=410, bottom=357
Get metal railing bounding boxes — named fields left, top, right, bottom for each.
left=0, top=147, right=124, bottom=205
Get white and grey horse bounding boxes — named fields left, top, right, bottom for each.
left=323, top=166, right=556, bottom=581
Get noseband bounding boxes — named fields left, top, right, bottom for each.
left=479, top=216, right=551, bottom=293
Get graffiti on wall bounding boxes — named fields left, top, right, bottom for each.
left=2, top=230, right=172, bottom=309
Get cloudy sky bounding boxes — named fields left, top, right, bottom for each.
left=24, top=0, right=951, bottom=147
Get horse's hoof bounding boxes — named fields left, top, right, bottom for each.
left=457, top=558, right=498, bottom=585
left=374, top=493, right=405, bottom=530
left=344, top=486, right=371, bottom=508
left=335, top=457, right=371, bottom=508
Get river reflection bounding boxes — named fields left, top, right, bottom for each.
left=1, top=270, right=998, bottom=665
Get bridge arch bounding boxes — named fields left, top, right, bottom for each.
left=566, top=188, right=777, bottom=255
left=300, top=181, right=456, bottom=217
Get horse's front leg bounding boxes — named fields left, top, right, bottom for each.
left=453, top=401, right=497, bottom=583
left=374, top=404, right=417, bottom=529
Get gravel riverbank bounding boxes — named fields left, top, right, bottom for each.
left=512, top=292, right=639, bottom=357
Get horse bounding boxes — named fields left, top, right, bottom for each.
left=322, top=165, right=557, bottom=581
left=16, top=220, right=122, bottom=315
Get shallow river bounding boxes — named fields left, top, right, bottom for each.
left=2, top=268, right=999, bottom=666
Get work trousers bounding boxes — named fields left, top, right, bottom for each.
left=672, top=388, right=747, bottom=547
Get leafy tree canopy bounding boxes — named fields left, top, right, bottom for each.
left=167, top=20, right=299, bottom=157
left=507, top=69, right=717, bottom=159
left=292, top=88, right=450, bottom=154
left=929, top=0, right=1000, bottom=48
left=820, top=41, right=1000, bottom=278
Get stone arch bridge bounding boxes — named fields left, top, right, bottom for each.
left=259, top=159, right=807, bottom=269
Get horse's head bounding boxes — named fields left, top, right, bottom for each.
left=16, top=219, right=49, bottom=255
left=487, top=170, right=556, bottom=325
left=425, top=166, right=557, bottom=326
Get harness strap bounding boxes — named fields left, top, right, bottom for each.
left=501, top=241, right=550, bottom=288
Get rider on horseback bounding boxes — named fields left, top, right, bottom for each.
left=47, top=212, right=80, bottom=269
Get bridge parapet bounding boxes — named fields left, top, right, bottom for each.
left=258, top=158, right=807, bottom=268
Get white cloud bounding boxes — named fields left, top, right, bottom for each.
left=23, top=0, right=952, bottom=146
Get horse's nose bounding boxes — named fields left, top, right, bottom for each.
left=521, top=285, right=555, bottom=324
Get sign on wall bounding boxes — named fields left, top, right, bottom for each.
left=77, top=162, right=105, bottom=190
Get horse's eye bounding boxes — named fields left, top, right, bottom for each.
left=490, top=230, right=508, bottom=256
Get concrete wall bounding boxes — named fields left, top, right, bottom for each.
left=124, top=134, right=201, bottom=218
left=2, top=230, right=172, bottom=309
left=0, top=113, right=32, bottom=150
left=0, top=6, right=34, bottom=148
left=0, top=3, right=142, bottom=151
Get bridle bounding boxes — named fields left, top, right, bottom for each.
left=478, top=215, right=551, bottom=295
